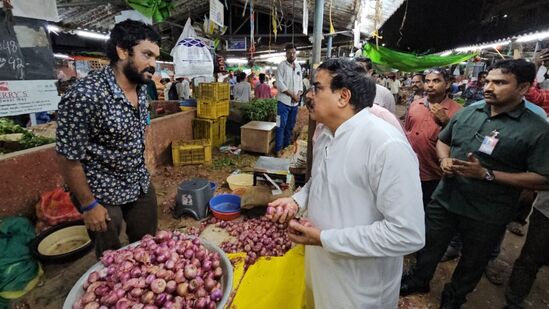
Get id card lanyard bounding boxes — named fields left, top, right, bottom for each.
left=478, top=130, right=500, bottom=155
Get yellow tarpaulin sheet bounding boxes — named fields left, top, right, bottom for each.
left=228, top=245, right=307, bottom=309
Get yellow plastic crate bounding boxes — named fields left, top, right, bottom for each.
left=193, top=117, right=227, bottom=147
left=219, top=116, right=227, bottom=145
left=198, top=83, right=230, bottom=101
left=171, top=139, right=212, bottom=166
left=197, top=99, right=229, bottom=119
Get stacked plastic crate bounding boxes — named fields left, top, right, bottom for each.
left=172, top=83, right=229, bottom=166
left=192, top=83, right=229, bottom=147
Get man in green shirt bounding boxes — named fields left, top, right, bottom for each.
left=400, top=59, right=549, bottom=308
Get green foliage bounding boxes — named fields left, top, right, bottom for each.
left=242, top=99, right=277, bottom=122
left=0, top=118, right=55, bottom=154
left=213, top=157, right=236, bottom=170
left=0, top=118, right=26, bottom=134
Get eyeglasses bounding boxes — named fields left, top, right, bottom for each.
left=310, top=85, right=317, bottom=95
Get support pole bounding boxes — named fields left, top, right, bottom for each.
left=306, top=0, right=325, bottom=180
left=326, top=35, right=333, bottom=59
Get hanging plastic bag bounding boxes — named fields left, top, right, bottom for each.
left=170, top=18, right=214, bottom=79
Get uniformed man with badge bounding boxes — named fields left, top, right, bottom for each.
left=400, top=59, right=549, bottom=309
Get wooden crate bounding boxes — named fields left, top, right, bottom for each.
left=240, top=121, right=277, bottom=154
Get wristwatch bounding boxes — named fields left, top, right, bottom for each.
left=484, top=169, right=495, bottom=181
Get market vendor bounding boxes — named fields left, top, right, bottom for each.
left=55, top=20, right=160, bottom=258
left=268, top=58, right=425, bottom=308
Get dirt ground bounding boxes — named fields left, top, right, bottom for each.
left=13, top=104, right=549, bottom=309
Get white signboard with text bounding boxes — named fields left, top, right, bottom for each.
left=0, top=80, right=60, bottom=117
left=209, top=0, right=224, bottom=27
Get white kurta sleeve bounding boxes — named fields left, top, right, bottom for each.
left=292, top=179, right=311, bottom=212
left=320, top=139, right=425, bottom=257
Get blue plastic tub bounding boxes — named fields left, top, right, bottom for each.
left=180, top=99, right=197, bottom=107
left=209, top=194, right=241, bottom=213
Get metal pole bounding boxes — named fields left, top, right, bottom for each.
left=306, top=0, right=325, bottom=180
left=326, top=35, right=333, bottom=59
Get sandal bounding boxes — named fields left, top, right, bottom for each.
left=507, top=222, right=525, bottom=237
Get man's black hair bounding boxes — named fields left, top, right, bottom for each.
left=105, top=19, right=161, bottom=65
left=237, top=72, right=247, bottom=82
left=317, top=58, right=376, bottom=112
left=478, top=71, right=488, bottom=78
left=354, top=57, right=373, bottom=71
left=488, top=59, right=535, bottom=85
left=259, top=73, right=266, bottom=83
left=425, top=68, right=451, bottom=82
left=412, top=73, right=424, bottom=81
left=285, top=43, right=296, bottom=51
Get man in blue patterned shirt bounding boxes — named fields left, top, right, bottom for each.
left=56, top=20, right=161, bottom=258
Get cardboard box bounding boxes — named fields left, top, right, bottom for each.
left=240, top=121, right=276, bottom=154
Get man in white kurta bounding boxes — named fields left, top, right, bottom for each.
left=268, top=58, right=425, bottom=308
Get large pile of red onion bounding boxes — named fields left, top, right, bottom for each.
left=201, top=216, right=292, bottom=267
left=73, top=230, right=224, bottom=309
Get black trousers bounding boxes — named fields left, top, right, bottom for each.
left=408, top=201, right=506, bottom=306
left=74, top=184, right=158, bottom=258
left=505, top=208, right=549, bottom=309
left=421, top=180, right=440, bottom=209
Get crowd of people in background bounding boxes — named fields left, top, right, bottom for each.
left=268, top=48, right=549, bottom=309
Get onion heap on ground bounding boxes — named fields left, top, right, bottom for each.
left=200, top=216, right=292, bottom=267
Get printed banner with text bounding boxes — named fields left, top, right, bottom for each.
left=0, top=80, right=60, bottom=117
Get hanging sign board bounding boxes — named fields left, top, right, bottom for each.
left=0, top=80, right=60, bottom=117
left=0, top=0, right=59, bottom=22
left=209, top=0, right=224, bottom=27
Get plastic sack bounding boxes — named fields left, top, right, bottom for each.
left=170, top=18, right=213, bottom=79
left=36, top=187, right=81, bottom=232
left=0, top=217, right=43, bottom=306
left=230, top=245, right=307, bottom=309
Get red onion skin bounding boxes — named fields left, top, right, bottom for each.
left=213, top=267, right=223, bottom=279
left=210, top=288, right=223, bottom=302
left=184, top=265, right=197, bottom=280
left=86, top=282, right=103, bottom=294
left=129, top=287, right=143, bottom=298
left=203, top=278, right=216, bottom=292
left=100, top=292, right=118, bottom=307
left=165, top=280, right=177, bottom=294
left=196, top=287, right=207, bottom=298
left=195, top=298, right=207, bottom=309
left=83, top=302, right=100, bottom=309
left=141, top=291, right=155, bottom=304
left=174, top=270, right=186, bottom=283
left=150, top=278, right=167, bottom=294
left=155, top=293, right=167, bottom=307
left=87, top=271, right=100, bottom=283
left=176, top=282, right=189, bottom=297
left=145, top=274, right=156, bottom=285
left=94, top=285, right=109, bottom=297
left=115, top=298, right=131, bottom=309
left=82, top=291, right=96, bottom=305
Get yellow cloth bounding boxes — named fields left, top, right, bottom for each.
left=229, top=245, right=306, bottom=308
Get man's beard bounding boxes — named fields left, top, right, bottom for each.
left=123, top=58, right=155, bottom=85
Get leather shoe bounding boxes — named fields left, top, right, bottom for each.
left=400, top=275, right=430, bottom=296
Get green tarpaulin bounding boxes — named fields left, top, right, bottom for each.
left=362, top=43, right=477, bottom=72
left=127, top=0, right=173, bottom=22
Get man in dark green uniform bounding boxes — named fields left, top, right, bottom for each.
left=400, top=59, right=549, bottom=308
